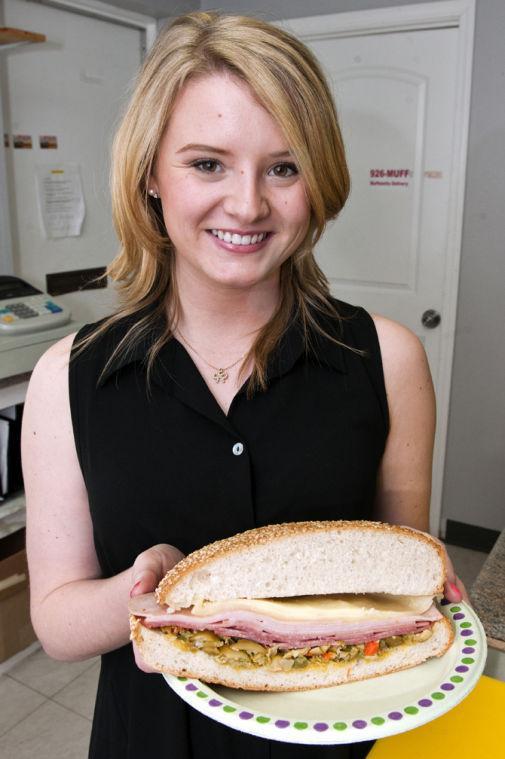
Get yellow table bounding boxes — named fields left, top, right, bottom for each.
left=368, top=675, right=504, bottom=758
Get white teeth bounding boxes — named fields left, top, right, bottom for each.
left=211, top=229, right=267, bottom=245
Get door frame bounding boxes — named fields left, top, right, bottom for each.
left=278, top=1, right=475, bottom=537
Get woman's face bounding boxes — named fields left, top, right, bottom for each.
left=151, top=73, right=311, bottom=293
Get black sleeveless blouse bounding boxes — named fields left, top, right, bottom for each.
left=69, top=299, right=388, bottom=759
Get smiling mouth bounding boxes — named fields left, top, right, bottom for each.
left=210, top=229, right=270, bottom=246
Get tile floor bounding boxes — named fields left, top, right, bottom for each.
left=0, top=545, right=494, bottom=758
left=0, top=650, right=99, bottom=758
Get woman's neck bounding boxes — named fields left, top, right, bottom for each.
left=172, top=270, right=280, bottom=348
left=168, top=267, right=282, bottom=412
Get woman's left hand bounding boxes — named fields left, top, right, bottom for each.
left=397, top=526, right=470, bottom=604
left=413, top=529, right=469, bottom=603
left=436, top=539, right=470, bottom=603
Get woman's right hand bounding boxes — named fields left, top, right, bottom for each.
left=130, top=543, right=185, bottom=673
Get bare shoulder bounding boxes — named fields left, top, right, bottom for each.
left=371, top=313, right=429, bottom=377
left=27, top=331, right=77, bottom=395
left=23, top=332, right=78, bottom=440
left=371, top=313, right=424, bottom=358
left=370, top=313, right=433, bottom=411
left=32, top=331, right=77, bottom=374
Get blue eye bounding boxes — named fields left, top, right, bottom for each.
left=191, top=159, right=221, bottom=173
left=269, top=162, right=299, bottom=178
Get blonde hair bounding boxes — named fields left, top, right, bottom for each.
left=78, top=11, right=351, bottom=391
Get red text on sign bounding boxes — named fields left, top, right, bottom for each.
left=370, top=169, right=411, bottom=178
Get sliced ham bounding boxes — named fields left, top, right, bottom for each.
left=129, top=593, right=442, bottom=649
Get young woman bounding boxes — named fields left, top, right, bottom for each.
left=22, top=11, right=466, bottom=759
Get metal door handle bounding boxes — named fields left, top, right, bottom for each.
left=421, top=309, right=441, bottom=329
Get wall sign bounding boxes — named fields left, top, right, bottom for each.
left=369, top=168, right=411, bottom=187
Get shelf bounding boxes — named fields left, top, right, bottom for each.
left=0, top=27, right=46, bottom=47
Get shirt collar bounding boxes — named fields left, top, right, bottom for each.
left=96, top=312, right=164, bottom=386
left=98, top=304, right=347, bottom=388
left=264, top=309, right=347, bottom=382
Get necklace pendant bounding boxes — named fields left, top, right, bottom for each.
left=213, top=368, right=229, bottom=384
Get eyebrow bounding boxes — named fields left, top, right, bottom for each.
left=175, top=143, right=293, bottom=158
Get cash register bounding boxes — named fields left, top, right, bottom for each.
left=0, top=276, right=70, bottom=334
left=0, top=277, right=79, bottom=382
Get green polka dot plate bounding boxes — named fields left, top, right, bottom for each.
left=163, top=601, right=486, bottom=744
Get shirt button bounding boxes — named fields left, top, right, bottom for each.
left=232, top=442, right=244, bottom=456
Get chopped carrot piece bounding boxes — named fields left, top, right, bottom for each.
left=364, top=641, right=380, bottom=656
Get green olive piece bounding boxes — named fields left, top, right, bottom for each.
left=270, top=655, right=295, bottom=671
left=178, top=629, right=194, bottom=641
left=190, top=631, right=222, bottom=646
left=292, top=656, right=309, bottom=669
left=201, top=645, right=222, bottom=655
left=308, top=645, right=330, bottom=655
left=252, top=654, right=268, bottom=666
left=282, top=647, right=310, bottom=659
left=218, top=645, right=251, bottom=662
left=385, top=636, right=403, bottom=647
left=229, top=639, right=266, bottom=655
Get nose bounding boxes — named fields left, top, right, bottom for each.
left=222, top=170, right=269, bottom=223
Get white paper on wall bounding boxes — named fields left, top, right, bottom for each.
left=36, top=164, right=85, bottom=238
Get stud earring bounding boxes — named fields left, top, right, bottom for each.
left=148, top=189, right=159, bottom=199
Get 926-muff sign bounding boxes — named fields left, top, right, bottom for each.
left=370, top=168, right=411, bottom=187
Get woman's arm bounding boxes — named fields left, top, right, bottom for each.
left=371, top=315, right=435, bottom=532
left=371, top=315, right=467, bottom=602
left=22, top=334, right=182, bottom=661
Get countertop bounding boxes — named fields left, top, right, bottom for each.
left=470, top=528, right=505, bottom=649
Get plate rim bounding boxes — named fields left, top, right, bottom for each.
left=163, top=600, right=487, bottom=744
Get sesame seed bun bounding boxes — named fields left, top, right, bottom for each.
left=156, top=521, right=446, bottom=611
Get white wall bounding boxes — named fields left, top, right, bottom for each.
left=1, top=0, right=142, bottom=323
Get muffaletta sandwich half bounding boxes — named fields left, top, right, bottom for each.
left=128, top=521, right=455, bottom=691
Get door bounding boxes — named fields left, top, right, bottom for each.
left=283, top=4, right=474, bottom=534
left=309, top=27, right=457, bottom=386
left=2, top=0, right=143, bottom=322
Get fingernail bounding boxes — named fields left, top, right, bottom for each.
left=130, top=581, right=143, bottom=598
left=449, top=582, right=462, bottom=601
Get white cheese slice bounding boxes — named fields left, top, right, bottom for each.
left=191, top=594, right=434, bottom=621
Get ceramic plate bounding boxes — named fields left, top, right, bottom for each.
left=164, top=600, right=487, bottom=744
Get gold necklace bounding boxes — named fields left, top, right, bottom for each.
left=176, top=331, right=246, bottom=384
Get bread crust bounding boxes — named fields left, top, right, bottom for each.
left=156, top=520, right=446, bottom=605
left=131, top=615, right=454, bottom=691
